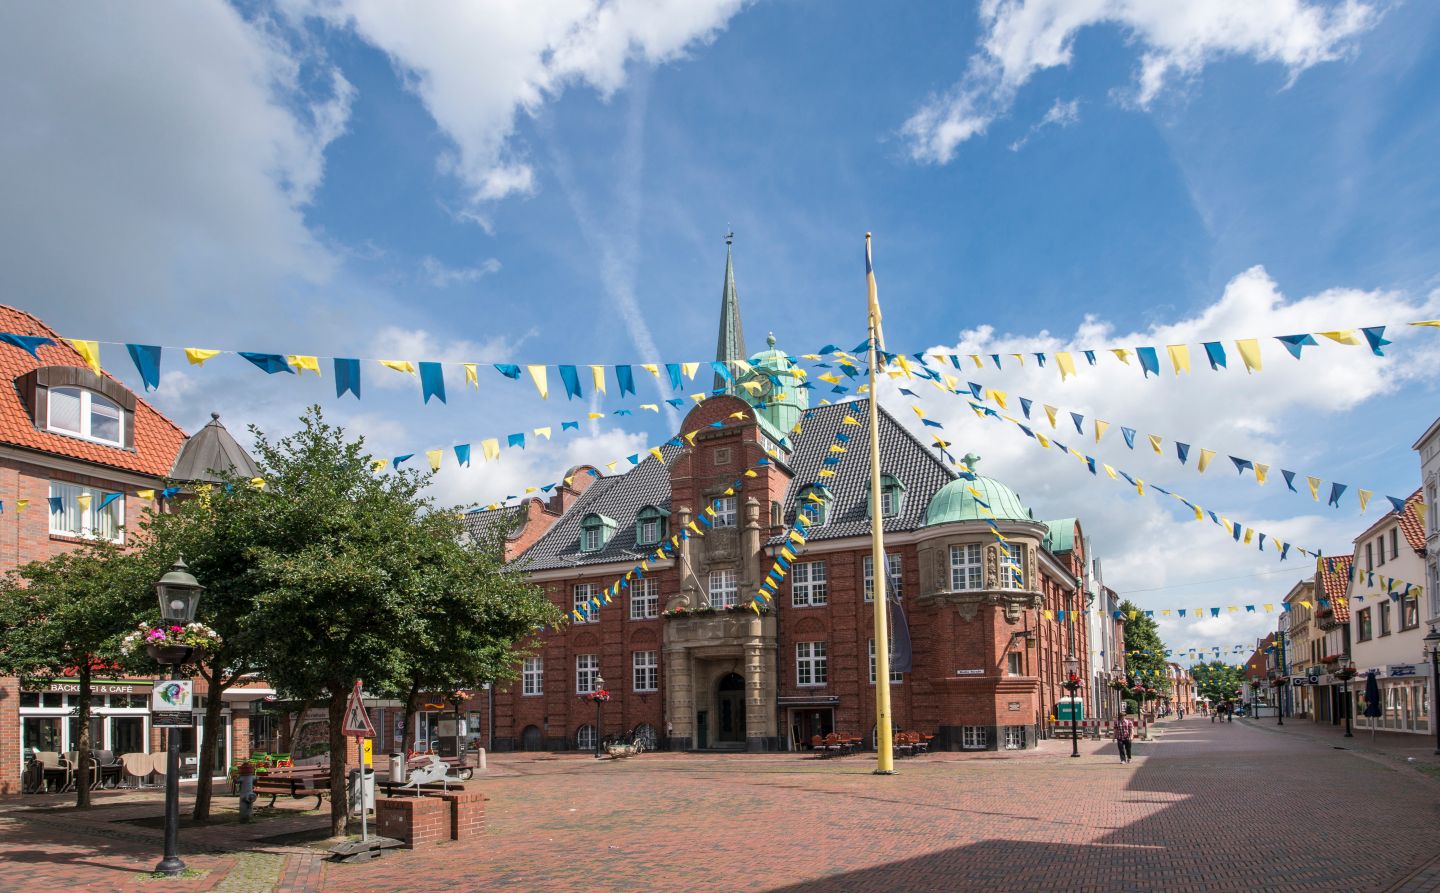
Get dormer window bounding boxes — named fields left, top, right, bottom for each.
left=48, top=387, right=123, bottom=446
left=797, top=484, right=832, bottom=527
left=580, top=513, right=616, bottom=553
left=636, top=506, right=668, bottom=546
left=868, top=474, right=905, bottom=518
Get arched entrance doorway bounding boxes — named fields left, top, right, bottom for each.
left=520, top=725, right=542, bottom=751
left=716, top=672, right=746, bottom=745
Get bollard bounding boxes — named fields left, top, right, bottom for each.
left=389, top=753, right=405, bottom=786
left=237, top=762, right=257, bottom=823
left=476, top=748, right=486, bottom=771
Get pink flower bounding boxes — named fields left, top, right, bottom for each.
left=169, top=626, right=182, bottom=633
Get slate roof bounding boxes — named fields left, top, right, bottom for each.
left=774, top=399, right=956, bottom=543
left=512, top=447, right=679, bottom=572
left=169, top=412, right=258, bottom=483
left=1316, top=554, right=1354, bottom=622
left=0, top=304, right=187, bottom=477
left=462, top=502, right=528, bottom=545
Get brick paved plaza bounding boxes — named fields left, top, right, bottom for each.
left=1, top=717, right=1437, bottom=893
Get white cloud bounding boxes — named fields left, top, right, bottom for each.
left=430, top=426, right=651, bottom=510
left=364, top=325, right=536, bottom=391
left=905, top=0, right=1380, bottom=163
left=420, top=256, right=502, bottom=288
left=0, top=2, right=352, bottom=330
left=877, top=266, right=1439, bottom=655
left=295, top=0, right=748, bottom=205
left=1009, top=97, right=1081, bottom=150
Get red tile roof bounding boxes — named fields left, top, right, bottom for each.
left=1315, top=554, right=1353, bottom=622
left=1398, top=487, right=1426, bottom=553
left=0, top=305, right=186, bottom=478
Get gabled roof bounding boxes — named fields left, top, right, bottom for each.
left=463, top=502, right=528, bottom=545
left=776, top=399, right=956, bottom=543
left=1398, top=487, right=1426, bottom=553
left=1042, top=518, right=1078, bottom=553
left=169, top=412, right=258, bottom=483
left=0, top=305, right=187, bottom=477
left=1316, top=555, right=1354, bottom=622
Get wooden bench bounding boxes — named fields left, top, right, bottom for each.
left=252, top=769, right=330, bottom=810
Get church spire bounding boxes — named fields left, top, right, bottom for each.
left=714, top=231, right=747, bottom=393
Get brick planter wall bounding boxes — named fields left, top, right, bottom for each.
left=376, top=795, right=448, bottom=849
left=434, top=790, right=486, bottom=840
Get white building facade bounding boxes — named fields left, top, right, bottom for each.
left=1413, top=418, right=1440, bottom=734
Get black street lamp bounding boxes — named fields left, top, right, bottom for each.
left=1111, top=664, right=1123, bottom=721
left=1335, top=661, right=1357, bottom=739
left=1275, top=631, right=1286, bottom=726
left=1063, top=658, right=1081, bottom=758
left=1423, top=626, right=1440, bottom=756
left=588, top=674, right=608, bottom=758
left=148, top=558, right=203, bottom=878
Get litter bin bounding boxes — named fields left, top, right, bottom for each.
left=348, top=767, right=375, bottom=816
left=389, top=752, right=405, bottom=786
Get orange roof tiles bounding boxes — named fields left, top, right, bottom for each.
left=1398, top=487, right=1426, bottom=553
left=1315, top=554, right=1353, bottom=622
left=0, top=305, right=186, bottom=478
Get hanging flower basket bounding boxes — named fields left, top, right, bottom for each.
left=122, top=622, right=220, bottom=666
left=586, top=689, right=611, bottom=703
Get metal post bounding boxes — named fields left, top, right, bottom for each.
left=1342, top=675, right=1353, bottom=737
left=155, top=664, right=185, bottom=877
left=1277, top=632, right=1286, bottom=726
left=1070, top=704, right=1079, bottom=757
left=595, top=699, right=603, bottom=758
left=866, top=232, right=895, bottom=776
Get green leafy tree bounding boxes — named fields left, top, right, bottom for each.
left=0, top=540, right=152, bottom=808
left=1191, top=661, right=1244, bottom=706
left=1118, top=599, right=1172, bottom=694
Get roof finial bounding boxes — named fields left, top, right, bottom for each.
left=767, top=332, right=776, bottom=348
left=210, top=412, right=220, bottom=421
left=725, top=229, right=734, bottom=246
left=962, top=452, right=981, bottom=470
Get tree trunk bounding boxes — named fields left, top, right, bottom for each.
left=327, top=693, right=347, bottom=837
left=191, top=667, right=228, bottom=822
left=76, top=664, right=92, bottom=809
left=399, top=679, right=420, bottom=754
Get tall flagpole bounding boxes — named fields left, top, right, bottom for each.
left=867, top=232, right=896, bottom=776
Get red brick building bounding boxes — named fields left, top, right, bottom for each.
left=464, top=250, right=1094, bottom=753
left=0, top=305, right=270, bottom=792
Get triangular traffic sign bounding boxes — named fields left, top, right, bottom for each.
left=341, top=679, right=376, bottom=737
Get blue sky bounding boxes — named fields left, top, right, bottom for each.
left=3, top=0, right=1439, bottom=659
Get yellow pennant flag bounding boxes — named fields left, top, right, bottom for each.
left=1243, top=528, right=1254, bottom=545
left=1166, top=344, right=1191, bottom=374
left=1194, top=505, right=1203, bottom=521
left=76, top=493, right=92, bottom=512
left=1035, top=433, right=1051, bottom=448
left=817, top=372, right=841, bottom=385
left=1255, top=463, right=1269, bottom=485
left=1409, top=320, right=1440, bottom=328
left=969, top=354, right=983, bottom=368
left=1134, top=479, right=1145, bottom=496
left=649, top=447, right=663, bottom=462
left=1197, top=449, right=1215, bottom=472
left=640, top=404, right=659, bottom=412
left=1148, top=434, right=1163, bottom=454
left=590, top=365, right=607, bottom=394
left=525, top=486, right=537, bottom=494
left=1317, top=330, right=1360, bottom=345
left=185, top=348, right=222, bottom=367
left=589, top=412, right=606, bottom=419
left=371, top=459, right=387, bottom=472
left=527, top=365, right=548, bottom=399
left=684, top=430, right=699, bottom=446
left=16, top=499, right=28, bottom=512
left=1043, top=405, right=1058, bottom=428
left=1357, top=489, right=1372, bottom=512
left=640, top=363, right=660, bottom=378
left=250, top=478, right=266, bottom=489
left=1103, top=464, right=1117, bottom=480
left=843, top=415, right=860, bottom=426
left=463, top=363, right=479, bottom=389
left=1235, top=339, right=1262, bottom=373
left=1043, top=609, right=1055, bottom=620
left=1094, top=420, right=1109, bottom=443
left=287, top=355, right=321, bottom=375
left=1008, top=354, right=1024, bottom=367
left=481, top=438, right=500, bottom=461
left=1306, top=476, right=1320, bottom=501
left=606, top=461, right=618, bottom=473
left=137, top=489, right=155, bottom=500
left=912, top=405, right=926, bottom=419
left=1055, top=351, right=1077, bottom=380
left=426, top=449, right=443, bottom=472
left=1111, top=348, right=1131, bottom=365
left=989, top=390, right=1008, bottom=410
left=681, top=361, right=699, bottom=380
left=534, top=427, right=552, bottom=440
left=68, top=340, right=102, bottom=374
left=744, top=469, right=758, bottom=478
left=818, top=469, right=836, bottom=477
left=690, top=393, right=707, bottom=404
left=380, top=360, right=416, bottom=375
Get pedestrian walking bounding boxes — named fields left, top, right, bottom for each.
left=1114, top=712, right=1135, bottom=763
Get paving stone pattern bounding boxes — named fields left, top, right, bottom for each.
left=1, top=718, right=1437, bottom=892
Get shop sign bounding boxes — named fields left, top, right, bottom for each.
left=1388, top=664, right=1417, bottom=677
left=151, top=679, right=194, bottom=728
left=954, top=669, right=985, bottom=676
left=36, top=681, right=150, bottom=695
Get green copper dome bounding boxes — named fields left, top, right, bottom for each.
left=926, top=455, right=1031, bottom=526
left=742, top=333, right=809, bottom=436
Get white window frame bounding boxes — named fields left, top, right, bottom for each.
left=47, top=387, right=124, bottom=447
left=713, top=496, right=737, bottom=528
left=999, top=543, right=1024, bottom=590
left=868, top=638, right=903, bottom=685
left=863, top=553, right=903, bottom=602
left=575, top=654, right=599, bottom=694
left=949, top=544, right=982, bottom=591
left=709, top=569, right=737, bottom=608
left=796, top=641, right=827, bottom=687
left=791, top=561, right=828, bottom=607
left=573, top=583, right=597, bottom=623
left=522, top=657, right=543, bottom=696
left=581, top=525, right=603, bottom=552
left=961, top=726, right=988, bottom=750
left=632, top=651, right=658, bottom=692
left=47, top=481, right=124, bottom=543
left=1007, top=652, right=1023, bottom=676
left=576, top=724, right=597, bottom=751
left=638, top=516, right=661, bottom=546
left=630, top=577, right=659, bottom=620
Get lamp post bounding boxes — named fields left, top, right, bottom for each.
left=1063, top=658, right=1081, bottom=758
left=1111, top=664, right=1123, bottom=722
left=1423, top=626, right=1440, bottom=756
left=1275, top=631, right=1287, bottom=726
left=591, top=674, right=606, bottom=758
left=148, top=558, right=204, bottom=878
left=1335, top=661, right=1356, bottom=738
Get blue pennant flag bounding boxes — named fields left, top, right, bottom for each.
left=1019, top=397, right=1033, bottom=419
left=335, top=358, right=361, bottom=399
left=921, top=418, right=943, bottom=428
left=508, top=433, right=526, bottom=449
left=240, top=352, right=293, bottom=375
left=1275, top=334, right=1317, bottom=359
left=1282, top=469, right=1298, bottom=492
left=454, top=444, right=471, bottom=467
left=898, top=387, right=918, bottom=397
left=666, top=398, right=685, bottom=408
left=615, top=365, right=636, bottom=396
left=1257, top=533, right=1266, bottom=551
left=990, top=354, right=1001, bottom=369
left=1034, top=353, right=1047, bottom=367
left=1083, top=350, right=1097, bottom=365
left=161, top=487, right=181, bottom=499
left=127, top=344, right=163, bottom=391
left=627, top=454, right=640, bottom=465
left=1327, top=482, right=1348, bottom=507
left=710, top=361, right=732, bottom=384
left=558, top=365, right=583, bottom=400
left=665, top=363, right=683, bottom=391
left=1120, top=427, right=1137, bottom=449
left=419, top=362, right=446, bottom=404
left=48, top=496, right=64, bottom=514
left=0, top=333, right=56, bottom=358
left=392, top=454, right=413, bottom=470
left=561, top=420, right=579, bottom=431
left=1203, top=342, right=1227, bottom=370
left=1137, top=346, right=1160, bottom=378
left=1086, top=457, right=1097, bottom=475
left=1362, top=326, right=1390, bottom=356
left=968, top=382, right=984, bottom=399
left=493, top=363, right=522, bottom=380
left=1069, top=412, right=1084, bottom=435
left=1176, top=442, right=1191, bottom=464
left=614, top=409, right=632, bottom=416
left=1230, top=456, right=1254, bottom=475
left=1387, top=495, right=1407, bottom=513
left=97, top=492, right=121, bottom=510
